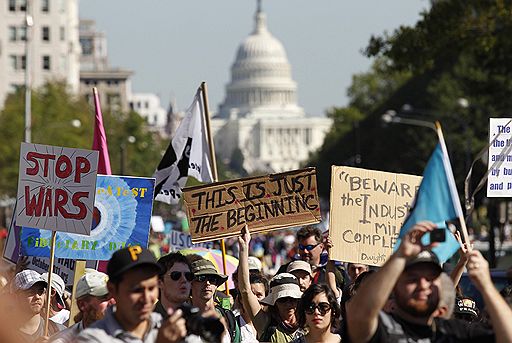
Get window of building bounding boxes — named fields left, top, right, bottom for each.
left=41, top=0, right=49, bottom=12
left=9, top=55, right=26, bottom=70
left=145, top=101, right=149, bottom=109
left=19, top=26, right=26, bottom=40
left=107, top=93, right=121, bottom=111
left=9, top=26, right=16, bottom=41
left=9, top=0, right=16, bottom=11
left=154, top=115, right=158, bottom=124
left=80, top=38, right=93, bottom=55
left=42, top=26, right=50, bottom=42
left=19, top=0, right=26, bottom=11
left=60, top=27, right=65, bottom=41
left=42, top=55, right=51, bottom=70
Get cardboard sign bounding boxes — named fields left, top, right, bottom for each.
left=20, top=175, right=155, bottom=260
left=329, top=166, right=421, bottom=266
left=487, top=118, right=512, bottom=197
left=183, top=168, right=321, bottom=243
left=26, top=257, right=97, bottom=286
left=16, top=143, right=99, bottom=235
left=168, top=229, right=214, bottom=251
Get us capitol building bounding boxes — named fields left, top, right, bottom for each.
left=211, top=5, right=332, bottom=174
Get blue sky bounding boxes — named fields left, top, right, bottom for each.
left=80, top=0, right=429, bottom=116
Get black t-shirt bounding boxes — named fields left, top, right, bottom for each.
left=367, top=311, right=495, bottom=343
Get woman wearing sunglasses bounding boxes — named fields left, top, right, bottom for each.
left=293, top=284, right=341, bottom=343
left=239, top=227, right=304, bottom=342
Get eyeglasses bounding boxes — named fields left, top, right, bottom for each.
left=195, top=275, right=220, bottom=284
left=305, top=302, right=331, bottom=315
left=298, top=242, right=321, bottom=251
left=169, top=271, right=194, bottom=282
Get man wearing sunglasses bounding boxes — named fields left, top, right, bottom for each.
left=190, top=257, right=241, bottom=343
left=155, top=252, right=194, bottom=319
left=11, top=269, right=64, bottom=343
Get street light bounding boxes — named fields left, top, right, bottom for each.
left=120, top=136, right=136, bottom=175
left=24, top=1, right=33, bottom=143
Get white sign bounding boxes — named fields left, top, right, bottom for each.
left=487, top=118, right=512, bottom=197
left=168, top=229, right=213, bottom=251
left=16, top=143, right=99, bottom=235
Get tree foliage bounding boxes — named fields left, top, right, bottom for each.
left=0, top=81, right=166, bottom=198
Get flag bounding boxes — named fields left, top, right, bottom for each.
left=153, top=88, right=213, bottom=204
left=92, top=87, right=112, bottom=175
left=397, top=126, right=463, bottom=263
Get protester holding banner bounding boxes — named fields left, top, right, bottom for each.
left=11, top=270, right=64, bottom=343
left=155, top=252, right=193, bottom=318
left=293, top=284, right=342, bottom=343
left=239, top=227, right=304, bottom=342
left=346, top=222, right=512, bottom=343
left=41, top=272, right=70, bottom=325
left=50, top=270, right=114, bottom=343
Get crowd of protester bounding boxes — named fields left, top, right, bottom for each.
left=0, top=221, right=511, bottom=342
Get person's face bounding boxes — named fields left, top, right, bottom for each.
left=305, top=292, right=332, bottom=331
left=108, top=268, right=159, bottom=327
left=291, top=270, right=312, bottom=292
left=275, top=297, right=298, bottom=321
left=79, top=294, right=115, bottom=323
left=16, top=283, right=46, bottom=315
left=348, top=263, right=368, bottom=281
left=394, top=264, right=441, bottom=317
left=191, top=274, right=219, bottom=303
left=298, top=236, right=323, bottom=265
left=160, top=262, right=192, bottom=304
left=250, top=282, right=266, bottom=302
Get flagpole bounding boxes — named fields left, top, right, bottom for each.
left=200, top=82, right=230, bottom=295
left=44, top=230, right=57, bottom=336
left=435, top=121, right=472, bottom=249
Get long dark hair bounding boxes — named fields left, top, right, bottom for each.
left=297, top=284, right=341, bottom=330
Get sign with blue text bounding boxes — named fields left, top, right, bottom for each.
left=487, top=118, right=512, bottom=197
left=20, top=175, right=155, bottom=260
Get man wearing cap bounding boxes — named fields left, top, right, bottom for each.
left=190, top=257, right=241, bottom=343
left=347, top=221, right=512, bottom=343
left=453, top=297, right=478, bottom=322
left=41, top=273, right=70, bottom=325
left=287, top=260, right=313, bottom=292
left=50, top=270, right=114, bottom=343
left=11, top=269, right=64, bottom=343
left=77, top=246, right=188, bottom=343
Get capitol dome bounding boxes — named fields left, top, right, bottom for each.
left=217, top=5, right=303, bottom=118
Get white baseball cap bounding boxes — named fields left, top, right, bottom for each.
left=75, top=270, right=109, bottom=299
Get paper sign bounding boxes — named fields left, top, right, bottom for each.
left=183, top=167, right=321, bottom=243
left=16, top=143, right=99, bottom=235
left=329, top=166, right=421, bottom=266
left=20, top=175, right=155, bottom=260
left=26, top=257, right=96, bottom=286
left=168, top=229, right=214, bottom=251
left=487, top=118, right=512, bottom=197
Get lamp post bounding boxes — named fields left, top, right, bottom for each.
left=120, top=136, right=136, bottom=175
left=24, top=1, right=33, bottom=143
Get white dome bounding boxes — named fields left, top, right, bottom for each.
left=218, top=8, right=302, bottom=118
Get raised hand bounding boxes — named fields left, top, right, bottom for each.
left=397, top=221, right=436, bottom=259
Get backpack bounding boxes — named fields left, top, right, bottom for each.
left=216, top=305, right=241, bottom=343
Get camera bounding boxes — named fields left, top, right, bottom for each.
left=430, top=229, right=446, bottom=243
left=178, top=303, right=225, bottom=343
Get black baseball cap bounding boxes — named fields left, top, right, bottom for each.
left=107, top=246, right=164, bottom=280
left=405, top=250, right=442, bottom=273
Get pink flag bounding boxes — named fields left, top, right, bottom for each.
left=92, top=87, right=112, bottom=175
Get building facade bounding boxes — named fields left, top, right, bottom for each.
left=129, top=93, right=168, bottom=136
left=0, top=0, right=80, bottom=107
left=211, top=6, right=332, bottom=173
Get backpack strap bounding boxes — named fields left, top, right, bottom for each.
left=216, top=305, right=240, bottom=343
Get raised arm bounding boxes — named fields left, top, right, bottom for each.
left=346, top=222, right=436, bottom=343
left=450, top=231, right=471, bottom=286
left=467, top=250, right=512, bottom=343
left=324, top=235, right=341, bottom=299
left=237, top=226, right=269, bottom=335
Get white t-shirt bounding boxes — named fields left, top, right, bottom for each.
left=50, top=309, right=70, bottom=325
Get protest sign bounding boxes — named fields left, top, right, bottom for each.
left=16, top=143, right=99, bottom=235
left=330, top=166, right=421, bottom=266
left=168, top=229, right=214, bottom=251
left=20, top=175, right=155, bottom=260
left=487, top=118, right=512, bottom=197
left=183, top=167, right=321, bottom=243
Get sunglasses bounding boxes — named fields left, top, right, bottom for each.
left=195, top=275, right=220, bottom=284
left=298, top=242, right=321, bottom=251
left=169, top=271, right=194, bottom=282
left=305, top=302, right=331, bottom=315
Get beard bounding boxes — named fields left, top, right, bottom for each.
left=83, top=306, right=105, bottom=326
left=396, top=296, right=437, bottom=317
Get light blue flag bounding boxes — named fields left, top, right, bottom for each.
left=396, top=141, right=463, bottom=263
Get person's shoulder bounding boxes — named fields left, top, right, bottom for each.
left=49, top=323, right=80, bottom=343
left=76, top=327, right=111, bottom=343
left=436, top=318, right=495, bottom=340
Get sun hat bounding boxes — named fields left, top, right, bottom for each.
left=11, top=270, right=46, bottom=292
left=191, top=258, right=228, bottom=286
left=260, top=273, right=302, bottom=306
left=287, top=260, right=313, bottom=277
left=248, top=256, right=263, bottom=272
left=41, top=272, right=66, bottom=307
left=75, top=270, right=109, bottom=299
